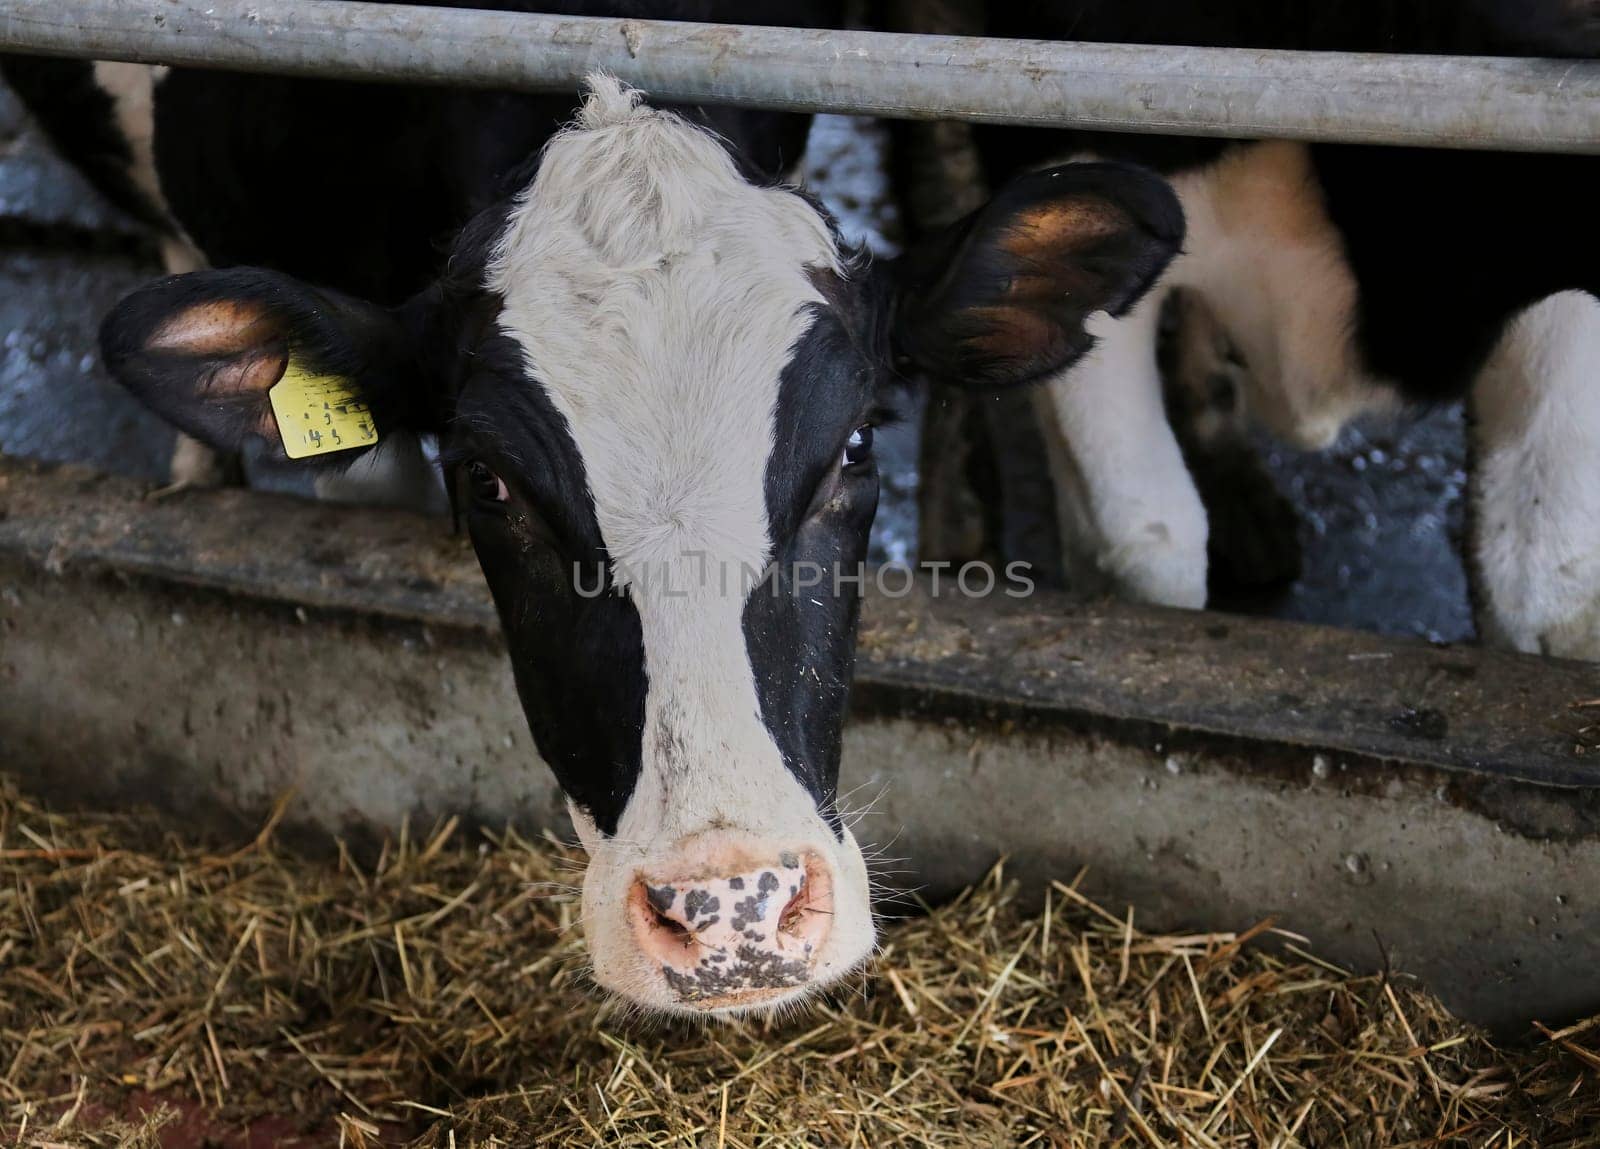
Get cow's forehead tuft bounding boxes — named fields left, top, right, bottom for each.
left=574, top=72, right=655, bottom=130
left=484, top=81, right=842, bottom=578
left=492, top=76, right=840, bottom=281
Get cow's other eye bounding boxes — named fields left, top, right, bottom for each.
left=843, top=426, right=874, bottom=468
left=466, top=460, right=509, bottom=505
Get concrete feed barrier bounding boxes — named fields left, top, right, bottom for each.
left=1, top=454, right=1596, bottom=1034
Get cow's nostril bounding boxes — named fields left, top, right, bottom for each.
left=650, top=904, right=694, bottom=946
left=778, top=885, right=814, bottom=937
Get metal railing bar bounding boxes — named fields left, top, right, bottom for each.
left=0, top=0, right=1596, bottom=152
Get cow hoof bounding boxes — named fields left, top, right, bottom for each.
left=1100, top=524, right=1210, bottom=610
left=1500, top=601, right=1600, bottom=664
left=1543, top=618, right=1600, bottom=663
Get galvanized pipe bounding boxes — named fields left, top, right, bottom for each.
left=0, top=0, right=1597, bottom=152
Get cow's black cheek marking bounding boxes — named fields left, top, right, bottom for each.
left=457, top=360, right=647, bottom=838
left=746, top=310, right=880, bottom=834
left=473, top=529, right=649, bottom=837
left=742, top=484, right=876, bottom=839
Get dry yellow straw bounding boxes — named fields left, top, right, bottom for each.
left=2, top=777, right=1596, bottom=1148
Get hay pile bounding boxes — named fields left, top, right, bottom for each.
left=2, top=778, right=1596, bottom=1148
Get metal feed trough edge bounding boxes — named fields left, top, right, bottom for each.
left=2, top=456, right=1598, bottom=1034
left=0, top=0, right=1598, bottom=151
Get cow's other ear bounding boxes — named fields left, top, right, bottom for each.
left=890, top=162, right=1184, bottom=389
left=99, top=267, right=441, bottom=463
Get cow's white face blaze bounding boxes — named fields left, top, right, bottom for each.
left=96, top=74, right=1184, bottom=1015
left=483, top=80, right=871, bottom=1011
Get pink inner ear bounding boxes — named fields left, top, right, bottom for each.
left=148, top=299, right=290, bottom=403
left=202, top=349, right=289, bottom=400
left=965, top=304, right=1062, bottom=360
left=149, top=299, right=284, bottom=358
left=1001, top=200, right=1122, bottom=261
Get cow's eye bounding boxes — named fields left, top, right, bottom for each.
left=466, top=461, right=508, bottom=505
left=843, top=426, right=874, bottom=468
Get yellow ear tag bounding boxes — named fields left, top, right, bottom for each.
left=268, top=359, right=380, bottom=460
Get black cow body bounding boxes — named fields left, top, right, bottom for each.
left=932, top=0, right=1600, bottom=658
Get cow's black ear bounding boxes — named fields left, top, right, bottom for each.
left=890, top=162, right=1184, bottom=389
left=98, top=267, right=441, bottom=464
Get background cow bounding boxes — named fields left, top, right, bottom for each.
left=896, top=0, right=1600, bottom=660
left=1, top=23, right=1184, bottom=1010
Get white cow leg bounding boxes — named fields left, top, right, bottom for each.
left=1041, top=293, right=1209, bottom=609
left=165, top=431, right=236, bottom=488
left=1470, top=290, right=1600, bottom=660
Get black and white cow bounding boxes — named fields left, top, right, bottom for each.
left=3, top=38, right=1182, bottom=1008
left=934, top=0, right=1600, bottom=659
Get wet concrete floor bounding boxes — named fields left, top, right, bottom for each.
left=0, top=90, right=1474, bottom=643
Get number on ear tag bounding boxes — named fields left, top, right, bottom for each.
left=269, top=361, right=380, bottom=460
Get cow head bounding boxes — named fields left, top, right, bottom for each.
left=98, top=78, right=1182, bottom=1015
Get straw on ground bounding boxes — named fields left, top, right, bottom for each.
left=1, top=779, right=1595, bottom=1147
